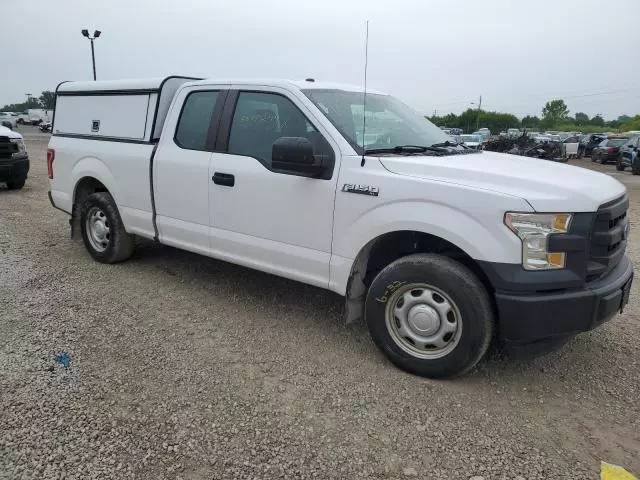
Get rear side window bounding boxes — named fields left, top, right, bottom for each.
left=175, top=91, right=219, bottom=150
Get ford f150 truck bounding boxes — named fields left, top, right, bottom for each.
left=0, top=125, right=29, bottom=189
left=47, top=77, right=633, bottom=378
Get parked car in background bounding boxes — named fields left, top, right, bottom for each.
left=476, top=128, right=491, bottom=140
left=0, top=125, right=29, bottom=189
left=617, top=134, right=640, bottom=173
left=0, top=112, right=18, bottom=129
left=459, top=134, right=484, bottom=149
left=562, top=135, right=580, bottom=158
left=578, top=134, right=606, bottom=158
left=591, top=137, right=627, bottom=164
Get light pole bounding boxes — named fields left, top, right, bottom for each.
left=81, top=29, right=101, bottom=80
left=470, top=95, right=482, bottom=132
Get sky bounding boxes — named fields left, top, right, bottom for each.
left=1, top=0, right=639, bottom=120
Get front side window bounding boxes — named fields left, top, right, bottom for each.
left=302, top=89, right=451, bottom=154
left=228, top=91, right=330, bottom=163
left=175, top=90, right=219, bottom=151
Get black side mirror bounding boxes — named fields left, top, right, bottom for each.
left=272, top=137, right=328, bottom=178
left=1, top=120, right=12, bottom=130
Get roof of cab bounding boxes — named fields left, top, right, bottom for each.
left=57, top=77, right=386, bottom=95
left=184, top=78, right=386, bottom=95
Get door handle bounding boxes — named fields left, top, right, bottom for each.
left=212, top=172, right=235, bottom=187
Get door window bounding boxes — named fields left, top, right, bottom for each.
left=174, top=90, right=219, bottom=151
left=228, top=92, right=331, bottom=164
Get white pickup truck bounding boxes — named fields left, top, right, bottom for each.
left=48, top=77, right=633, bottom=378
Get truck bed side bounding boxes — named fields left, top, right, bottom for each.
left=49, top=136, right=156, bottom=239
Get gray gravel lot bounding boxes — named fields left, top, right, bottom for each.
left=1, top=127, right=639, bottom=479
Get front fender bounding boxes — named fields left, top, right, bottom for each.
left=329, top=200, right=527, bottom=296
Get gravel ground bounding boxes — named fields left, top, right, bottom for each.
left=1, top=127, right=639, bottom=479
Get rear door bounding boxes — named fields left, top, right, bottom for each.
left=206, top=87, right=339, bottom=288
left=154, top=87, right=227, bottom=255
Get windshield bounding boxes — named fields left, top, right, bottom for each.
left=606, top=139, right=627, bottom=147
left=461, top=135, right=482, bottom=142
left=302, top=89, right=450, bottom=154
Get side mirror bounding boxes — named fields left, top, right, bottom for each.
left=1, top=120, right=12, bottom=130
left=272, top=137, right=328, bottom=177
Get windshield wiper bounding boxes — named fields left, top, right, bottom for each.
left=430, top=140, right=460, bottom=148
left=364, top=145, right=444, bottom=155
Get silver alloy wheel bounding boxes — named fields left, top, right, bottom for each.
left=384, top=283, right=463, bottom=359
left=85, top=206, right=110, bottom=253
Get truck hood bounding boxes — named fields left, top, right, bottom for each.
left=0, top=126, right=22, bottom=139
left=377, top=150, right=626, bottom=212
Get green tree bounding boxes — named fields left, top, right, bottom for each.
left=1, top=97, right=42, bottom=112
left=39, top=91, right=55, bottom=110
left=574, top=112, right=590, bottom=125
left=617, top=115, right=632, bottom=123
left=590, top=115, right=605, bottom=127
left=541, top=99, right=570, bottom=129
left=521, top=115, right=540, bottom=128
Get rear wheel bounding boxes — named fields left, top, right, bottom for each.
left=80, top=192, right=134, bottom=263
left=365, top=254, right=494, bottom=378
left=6, top=178, right=25, bottom=190
left=616, top=160, right=625, bottom=171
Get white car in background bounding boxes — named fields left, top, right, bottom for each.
left=459, top=134, right=484, bottom=149
left=0, top=112, right=18, bottom=129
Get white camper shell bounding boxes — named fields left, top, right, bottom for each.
left=53, top=76, right=200, bottom=142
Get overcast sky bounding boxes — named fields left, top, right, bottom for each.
left=2, top=0, right=639, bottom=119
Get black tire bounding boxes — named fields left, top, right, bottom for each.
left=80, top=192, right=134, bottom=263
left=6, top=178, right=26, bottom=190
left=633, top=169, right=640, bottom=176
left=365, top=253, right=494, bottom=378
left=616, top=160, right=625, bottom=171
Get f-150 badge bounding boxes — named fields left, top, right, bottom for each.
left=342, top=184, right=379, bottom=196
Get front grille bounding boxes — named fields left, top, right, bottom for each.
left=0, top=136, right=17, bottom=159
left=587, top=195, right=629, bottom=280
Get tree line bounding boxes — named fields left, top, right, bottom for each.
left=429, top=99, right=640, bottom=134
left=0, top=91, right=55, bottom=112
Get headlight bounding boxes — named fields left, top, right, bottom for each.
left=10, top=138, right=26, bottom=153
left=504, top=213, right=572, bottom=270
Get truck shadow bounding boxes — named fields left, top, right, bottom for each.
left=126, top=240, right=624, bottom=386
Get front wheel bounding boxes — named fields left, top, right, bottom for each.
left=616, top=160, right=625, bottom=171
left=80, top=192, right=135, bottom=263
left=365, top=254, right=494, bottom=378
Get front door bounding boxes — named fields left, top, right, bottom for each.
left=207, top=88, right=339, bottom=288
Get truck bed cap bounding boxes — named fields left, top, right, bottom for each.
left=57, top=76, right=201, bottom=95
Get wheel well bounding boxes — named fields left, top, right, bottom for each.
left=74, top=177, right=109, bottom=206
left=344, top=231, right=494, bottom=324
left=71, top=177, right=109, bottom=236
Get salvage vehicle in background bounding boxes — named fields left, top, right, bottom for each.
left=48, top=77, right=633, bottom=378
left=578, top=133, right=606, bottom=158
left=617, top=134, right=640, bottom=173
left=0, top=125, right=29, bottom=189
left=591, top=137, right=627, bottom=164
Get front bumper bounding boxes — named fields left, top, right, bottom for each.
left=0, top=152, right=29, bottom=182
left=494, top=255, right=633, bottom=343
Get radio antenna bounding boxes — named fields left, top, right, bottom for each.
left=361, top=20, right=369, bottom=167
